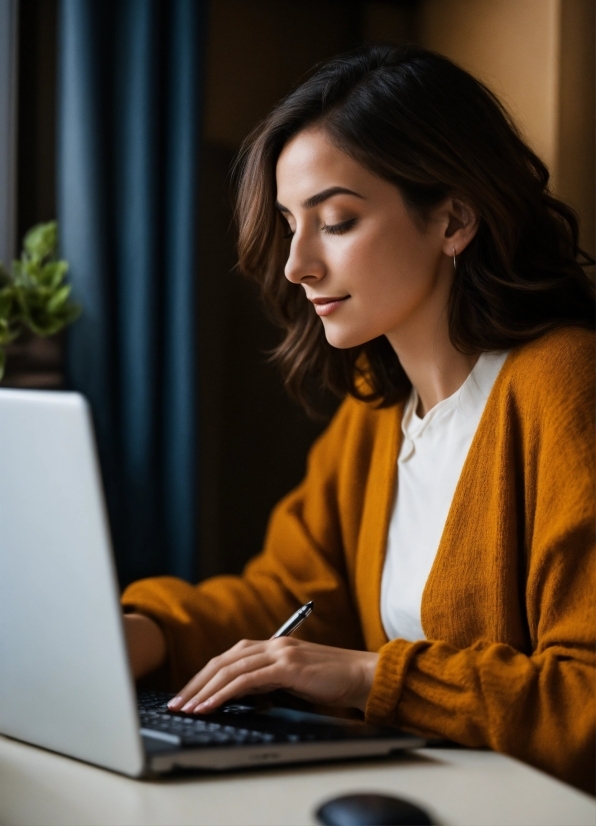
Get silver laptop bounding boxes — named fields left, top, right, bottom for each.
left=0, top=388, right=423, bottom=777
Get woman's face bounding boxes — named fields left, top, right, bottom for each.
left=275, top=128, right=464, bottom=351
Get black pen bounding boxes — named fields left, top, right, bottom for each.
left=271, top=601, right=314, bottom=638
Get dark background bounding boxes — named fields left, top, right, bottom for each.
left=13, top=0, right=418, bottom=581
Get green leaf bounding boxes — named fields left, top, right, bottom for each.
left=12, top=285, right=29, bottom=315
left=23, top=221, right=58, bottom=263
left=46, top=284, right=71, bottom=313
left=0, top=289, right=13, bottom=318
left=0, top=318, right=19, bottom=345
left=0, top=319, right=11, bottom=344
left=41, top=260, right=69, bottom=289
left=46, top=284, right=72, bottom=313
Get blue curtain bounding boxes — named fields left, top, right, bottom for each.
left=57, top=0, right=203, bottom=586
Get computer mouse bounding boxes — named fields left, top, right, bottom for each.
left=315, top=792, right=433, bottom=826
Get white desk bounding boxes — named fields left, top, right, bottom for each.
left=0, top=734, right=594, bottom=826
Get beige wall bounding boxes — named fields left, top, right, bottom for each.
left=557, top=0, right=595, bottom=257
left=420, top=0, right=561, bottom=174
left=419, top=0, right=595, bottom=255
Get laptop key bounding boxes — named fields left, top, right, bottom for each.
left=183, top=734, right=218, bottom=745
left=138, top=691, right=315, bottom=748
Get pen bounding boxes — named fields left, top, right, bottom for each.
left=271, top=601, right=314, bottom=638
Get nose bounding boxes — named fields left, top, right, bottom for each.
left=284, top=233, right=326, bottom=285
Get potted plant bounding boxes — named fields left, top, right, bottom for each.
left=0, top=221, right=80, bottom=382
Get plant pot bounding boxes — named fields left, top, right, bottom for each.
left=0, top=329, right=65, bottom=389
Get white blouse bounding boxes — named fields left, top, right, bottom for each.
left=380, top=351, right=510, bottom=642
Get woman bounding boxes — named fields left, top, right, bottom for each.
left=122, top=45, right=595, bottom=792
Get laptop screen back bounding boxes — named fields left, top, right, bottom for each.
left=0, top=389, right=144, bottom=776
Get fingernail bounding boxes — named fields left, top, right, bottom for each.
left=181, top=701, right=195, bottom=712
left=168, top=696, right=183, bottom=709
left=195, top=698, right=212, bottom=712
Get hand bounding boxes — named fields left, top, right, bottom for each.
left=166, top=637, right=379, bottom=714
left=123, top=613, right=167, bottom=679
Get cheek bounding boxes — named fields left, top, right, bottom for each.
left=320, top=226, right=436, bottom=348
left=340, top=225, right=427, bottom=304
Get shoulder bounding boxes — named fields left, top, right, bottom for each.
left=499, top=327, right=594, bottom=431
left=502, top=327, right=594, bottom=399
left=506, top=326, right=594, bottom=369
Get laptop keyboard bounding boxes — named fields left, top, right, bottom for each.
left=138, top=690, right=300, bottom=747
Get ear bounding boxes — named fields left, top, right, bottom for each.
left=441, top=198, right=479, bottom=258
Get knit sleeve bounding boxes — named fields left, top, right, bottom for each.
left=366, top=331, right=596, bottom=794
left=121, top=396, right=365, bottom=690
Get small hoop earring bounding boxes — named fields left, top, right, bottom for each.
left=453, top=248, right=457, bottom=270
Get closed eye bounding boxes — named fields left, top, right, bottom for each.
left=321, top=218, right=357, bottom=235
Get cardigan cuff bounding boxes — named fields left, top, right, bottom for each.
left=365, top=638, right=430, bottom=726
left=121, top=577, right=193, bottom=690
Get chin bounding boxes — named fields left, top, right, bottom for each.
left=322, top=322, right=375, bottom=350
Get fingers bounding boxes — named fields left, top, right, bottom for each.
left=181, top=650, right=276, bottom=713
left=167, top=639, right=272, bottom=711
left=187, top=662, right=284, bottom=714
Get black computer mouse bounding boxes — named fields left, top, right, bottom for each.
left=315, top=792, right=434, bottom=826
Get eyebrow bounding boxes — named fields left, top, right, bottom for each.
left=276, top=186, right=364, bottom=213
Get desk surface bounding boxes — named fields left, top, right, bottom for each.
left=0, top=734, right=594, bottom=826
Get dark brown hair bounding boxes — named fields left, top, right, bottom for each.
left=235, top=44, right=595, bottom=413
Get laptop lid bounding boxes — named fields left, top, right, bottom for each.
left=0, top=389, right=145, bottom=777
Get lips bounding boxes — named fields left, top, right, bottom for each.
left=309, top=296, right=350, bottom=317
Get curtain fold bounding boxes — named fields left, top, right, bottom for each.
left=57, top=0, right=202, bottom=586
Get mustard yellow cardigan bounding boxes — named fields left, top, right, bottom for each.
left=122, top=328, right=595, bottom=793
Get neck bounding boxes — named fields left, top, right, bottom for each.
left=386, top=271, right=478, bottom=418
